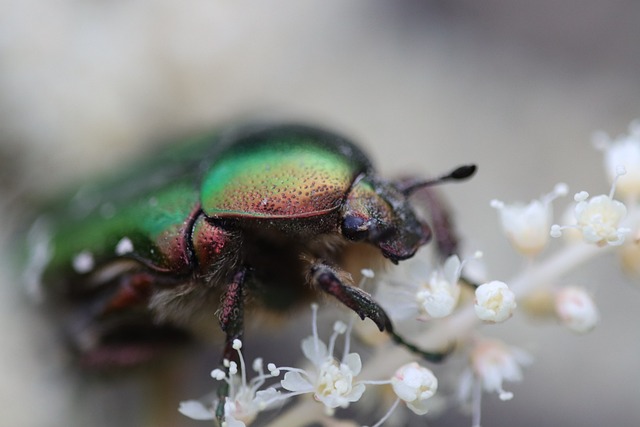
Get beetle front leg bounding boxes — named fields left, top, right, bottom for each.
left=308, top=261, right=451, bottom=363
left=309, top=262, right=389, bottom=332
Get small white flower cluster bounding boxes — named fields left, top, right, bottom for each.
left=378, top=251, right=516, bottom=325
left=462, top=121, right=640, bottom=425
left=550, top=187, right=630, bottom=246
left=490, top=149, right=628, bottom=335
left=180, top=304, right=440, bottom=426
left=178, top=339, right=281, bottom=427
left=276, top=307, right=366, bottom=414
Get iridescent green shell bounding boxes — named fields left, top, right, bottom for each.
left=30, top=124, right=373, bottom=288
left=201, top=127, right=371, bottom=218
left=37, top=133, right=213, bottom=282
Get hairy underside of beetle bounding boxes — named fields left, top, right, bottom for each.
left=56, top=218, right=390, bottom=369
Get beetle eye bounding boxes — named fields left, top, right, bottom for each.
left=341, top=214, right=368, bottom=241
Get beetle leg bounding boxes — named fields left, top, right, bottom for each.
left=309, top=262, right=389, bottom=331
left=409, top=186, right=460, bottom=259
left=308, top=261, right=451, bottom=363
left=66, top=270, right=190, bottom=369
left=409, top=186, right=480, bottom=292
left=215, top=268, right=247, bottom=423
left=217, top=269, right=247, bottom=361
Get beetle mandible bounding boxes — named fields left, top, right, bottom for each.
left=25, top=123, right=475, bottom=373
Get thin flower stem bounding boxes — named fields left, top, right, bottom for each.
left=369, top=398, right=400, bottom=427
left=472, top=378, right=482, bottom=427
left=343, top=316, right=355, bottom=361
left=360, top=379, right=392, bottom=386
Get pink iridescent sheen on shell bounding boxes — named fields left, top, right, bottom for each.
left=201, top=144, right=358, bottom=218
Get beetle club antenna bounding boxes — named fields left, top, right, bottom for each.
left=399, top=164, right=477, bottom=196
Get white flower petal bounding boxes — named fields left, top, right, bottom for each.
left=442, top=254, right=461, bottom=285
left=281, top=371, right=313, bottom=393
left=301, top=336, right=327, bottom=366
left=343, top=353, right=362, bottom=376
left=407, top=399, right=431, bottom=416
left=223, top=414, right=246, bottom=427
left=254, top=387, right=281, bottom=407
left=345, top=382, right=366, bottom=403
left=178, top=400, right=213, bottom=420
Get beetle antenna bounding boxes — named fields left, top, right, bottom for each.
left=399, top=164, right=477, bottom=196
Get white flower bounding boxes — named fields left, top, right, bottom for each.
left=491, top=183, right=567, bottom=256
left=459, top=339, right=532, bottom=404
left=474, top=281, right=516, bottom=323
left=554, top=286, right=599, bottom=333
left=576, top=192, right=628, bottom=245
left=414, top=255, right=463, bottom=319
left=391, top=362, right=438, bottom=415
left=458, top=340, right=532, bottom=427
left=551, top=183, right=630, bottom=247
left=594, top=120, right=640, bottom=198
left=277, top=305, right=366, bottom=415
left=377, top=252, right=480, bottom=322
left=178, top=339, right=281, bottom=426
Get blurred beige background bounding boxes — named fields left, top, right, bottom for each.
left=1, top=1, right=639, bottom=426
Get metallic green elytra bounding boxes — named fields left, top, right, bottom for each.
left=24, top=123, right=476, bottom=377
left=201, top=133, right=369, bottom=218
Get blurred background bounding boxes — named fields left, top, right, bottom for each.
left=1, top=1, right=639, bottom=426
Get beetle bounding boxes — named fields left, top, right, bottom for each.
left=24, top=123, right=474, bottom=382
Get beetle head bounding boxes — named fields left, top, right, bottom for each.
left=340, top=177, right=432, bottom=263
left=340, top=165, right=476, bottom=263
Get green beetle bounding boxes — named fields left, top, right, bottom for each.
left=24, top=123, right=475, bottom=371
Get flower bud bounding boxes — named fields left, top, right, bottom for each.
left=474, top=281, right=516, bottom=323
left=554, top=286, right=599, bottom=333
left=391, top=362, right=438, bottom=415
left=595, top=121, right=640, bottom=199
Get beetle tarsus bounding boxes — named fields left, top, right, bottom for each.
left=386, top=320, right=455, bottom=363
left=215, top=381, right=229, bottom=426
